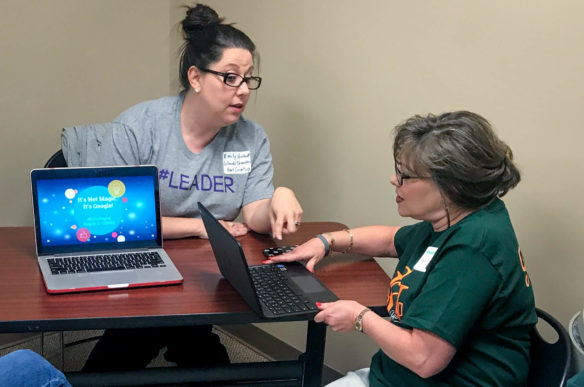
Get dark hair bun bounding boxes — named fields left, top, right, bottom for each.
left=178, top=3, right=256, bottom=91
left=182, top=3, right=223, bottom=39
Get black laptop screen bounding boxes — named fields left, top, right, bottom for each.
left=31, top=166, right=162, bottom=255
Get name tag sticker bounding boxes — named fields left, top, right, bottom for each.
left=413, top=246, right=438, bottom=272
left=223, top=151, right=251, bottom=174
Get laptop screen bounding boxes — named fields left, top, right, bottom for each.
left=31, top=166, right=162, bottom=255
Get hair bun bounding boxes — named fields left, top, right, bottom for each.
left=178, top=3, right=256, bottom=91
left=183, top=3, right=223, bottom=39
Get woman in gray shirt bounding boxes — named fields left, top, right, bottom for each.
left=81, top=3, right=303, bottom=371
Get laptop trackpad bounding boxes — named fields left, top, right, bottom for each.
left=289, top=275, right=326, bottom=294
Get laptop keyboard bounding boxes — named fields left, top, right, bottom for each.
left=47, top=252, right=165, bottom=275
left=249, top=264, right=318, bottom=315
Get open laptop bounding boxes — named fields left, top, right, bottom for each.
left=198, top=202, right=338, bottom=319
left=30, top=165, right=183, bottom=294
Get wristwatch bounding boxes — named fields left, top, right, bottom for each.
left=354, top=308, right=371, bottom=333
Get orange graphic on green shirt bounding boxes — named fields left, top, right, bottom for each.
left=518, top=247, right=531, bottom=287
left=386, top=266, right=413, bottom=318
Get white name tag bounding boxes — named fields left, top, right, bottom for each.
left=223, top=151, right=251, bottom=174
left=413, top=246, right=438, bottom=272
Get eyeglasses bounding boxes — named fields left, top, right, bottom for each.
left=394, top=162, right=431, bottom=186
left=199, top=68, right=262, bottom=90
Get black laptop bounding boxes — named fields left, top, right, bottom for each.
left=198, top=202, right=338, bottom=318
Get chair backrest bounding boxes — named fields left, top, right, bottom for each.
left=528, top=307, right=572, bottom=387
left=44, top=149, right=67, bottom=168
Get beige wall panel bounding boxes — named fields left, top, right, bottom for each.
left=0, top=0, right=171, bottom=226
left=171, top=0, right=584, bottom=373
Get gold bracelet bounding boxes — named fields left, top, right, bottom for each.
left=354, top=307, right=371, bottom=332
left=326, top=232, right=336, bottom=252
left=342, top=229, right=354, bottom=253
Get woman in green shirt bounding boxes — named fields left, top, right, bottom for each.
left=269, top=111, right=536, bottom=386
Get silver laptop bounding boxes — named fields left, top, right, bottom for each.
left=30, top=165, right=183, bottom=294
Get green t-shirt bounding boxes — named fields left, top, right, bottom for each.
left=370, top=198, right=536, bottom=386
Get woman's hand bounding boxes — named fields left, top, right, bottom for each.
left=216, top=220, right=249, bottom=238
left=270, top=186, right=303, bottom=240
left=266, top=237, right=327, bottom=272
left=314, top=300, right=366, bottom=332
left=199, top=220, right=249, bottom=239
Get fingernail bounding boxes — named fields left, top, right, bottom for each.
left=316, top=302, right=322, bottom=307
left=262, top=260, right=271, bottom=264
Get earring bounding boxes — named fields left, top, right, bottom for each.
left=194, top=88, right=200, bottom=94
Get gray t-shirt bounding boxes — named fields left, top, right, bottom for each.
left=90, top=94, right=275, bottom=220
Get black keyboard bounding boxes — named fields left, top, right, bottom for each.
left=47, top=252, right=165, bottom=275
left=249, top=264, right=318, bottom=315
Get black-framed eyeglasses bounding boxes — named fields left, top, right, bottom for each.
left=199, top=68, right=262, bottom=90
left=394, top=161, right=432, bottom=186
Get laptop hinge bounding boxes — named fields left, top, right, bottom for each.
left=42, top=247, right=155, bottom=258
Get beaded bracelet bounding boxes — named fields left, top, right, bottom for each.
left=342, top=229, right=354, bottom=253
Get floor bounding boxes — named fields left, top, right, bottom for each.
left=0, top=328, right=268, bottom=372
left=0, top=327, right=341, bottom=385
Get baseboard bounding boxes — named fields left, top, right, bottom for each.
left=220, top=324, right=342, bottom=385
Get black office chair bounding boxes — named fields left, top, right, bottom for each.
left=527, top=307, right=572, bottom=387
left=44, top=149, right=67, bottom=168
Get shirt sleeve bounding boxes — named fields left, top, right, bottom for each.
left=98, top=98, right=166, bottom=166
left=394, top=223, right=429, bottom=256
left=400, top=245, right=500, bottom=348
